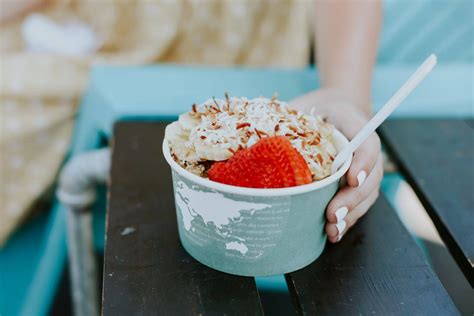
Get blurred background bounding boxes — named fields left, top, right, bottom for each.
left=0, top=0, right=473, bottom=315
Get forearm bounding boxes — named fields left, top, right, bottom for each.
left=314, top=0, right=381, bottom=114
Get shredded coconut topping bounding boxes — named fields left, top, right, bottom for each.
left=166, top=96, right=338, bottom=180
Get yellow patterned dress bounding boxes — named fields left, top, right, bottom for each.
left=0, top=0, right=311, bottom=245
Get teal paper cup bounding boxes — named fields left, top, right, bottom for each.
left=162, top=130, right=351, bottom=276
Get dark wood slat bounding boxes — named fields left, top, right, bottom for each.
left=380, top=119, right=474, bottom=286
left=286, top=195, right=457, bottom=315
left=103, top=121, right=263, bottom=315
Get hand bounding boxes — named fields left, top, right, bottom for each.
left=290, top=88, right=383, bottom=243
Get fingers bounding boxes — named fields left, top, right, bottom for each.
left=346, top=133, right=381, bottom=188
left=325, top=152, right=383, bottom=243
left=343, top=189, right=380, bottom=229
left=326, top=154, right=383, bottom=223
left=326, top=189, right=380, bottom=243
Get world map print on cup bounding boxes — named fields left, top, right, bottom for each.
left=168, top=169, right=342, bottom=276
left=174, top=177, right=290, bottom=259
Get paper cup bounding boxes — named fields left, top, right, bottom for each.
left=162, top=130, right=351, bottom=276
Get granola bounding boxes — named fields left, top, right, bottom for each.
left=165, top=95, right=337, bottom=181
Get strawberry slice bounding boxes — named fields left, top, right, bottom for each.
left=208, top=136, right=312, bottom=188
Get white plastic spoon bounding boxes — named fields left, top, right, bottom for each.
left=331, top=54, right=437, bottom=175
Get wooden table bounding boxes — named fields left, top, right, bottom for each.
left=380, top=119, right=474, bottom=287
left=102, top=121, right=458, bottom=315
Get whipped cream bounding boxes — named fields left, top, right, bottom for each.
left=166, top=96, right=338, bottom=180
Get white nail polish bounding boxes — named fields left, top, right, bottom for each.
left=335, top=207, right=348, bottom=222
left=335, top=220, right=347, bottom=235
left=357, top=171, right=367, bottom=187
left=337, top=232, right=345, bottom=242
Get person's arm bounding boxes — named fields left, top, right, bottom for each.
left=314, top=0, right=381, bottom=115
left=291, top=1, right=383, bottom=243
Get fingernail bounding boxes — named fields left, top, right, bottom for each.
left=335, top=220, right=347, bottom=236
left=357, top=171, right=367, bottom=187
left=335, top=207, right=348, bottom=222
left=337, top=232, right=345, bottom=242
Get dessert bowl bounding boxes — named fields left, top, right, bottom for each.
left=162, top=129, right=352, bottom=276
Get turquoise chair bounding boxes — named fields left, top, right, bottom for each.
left=1, top=1, right=472, bottom=314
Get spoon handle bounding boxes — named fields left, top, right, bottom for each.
left=332, top=54, right=437, bottom=174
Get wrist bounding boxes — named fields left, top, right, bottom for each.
left=320, top=85, right=372, bottom=116
left=290, top=88, right=370, bottom=139
left=312, top=89, right=370, bottom=137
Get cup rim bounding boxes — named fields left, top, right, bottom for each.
left=162, top=129, right=352, bottom=197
